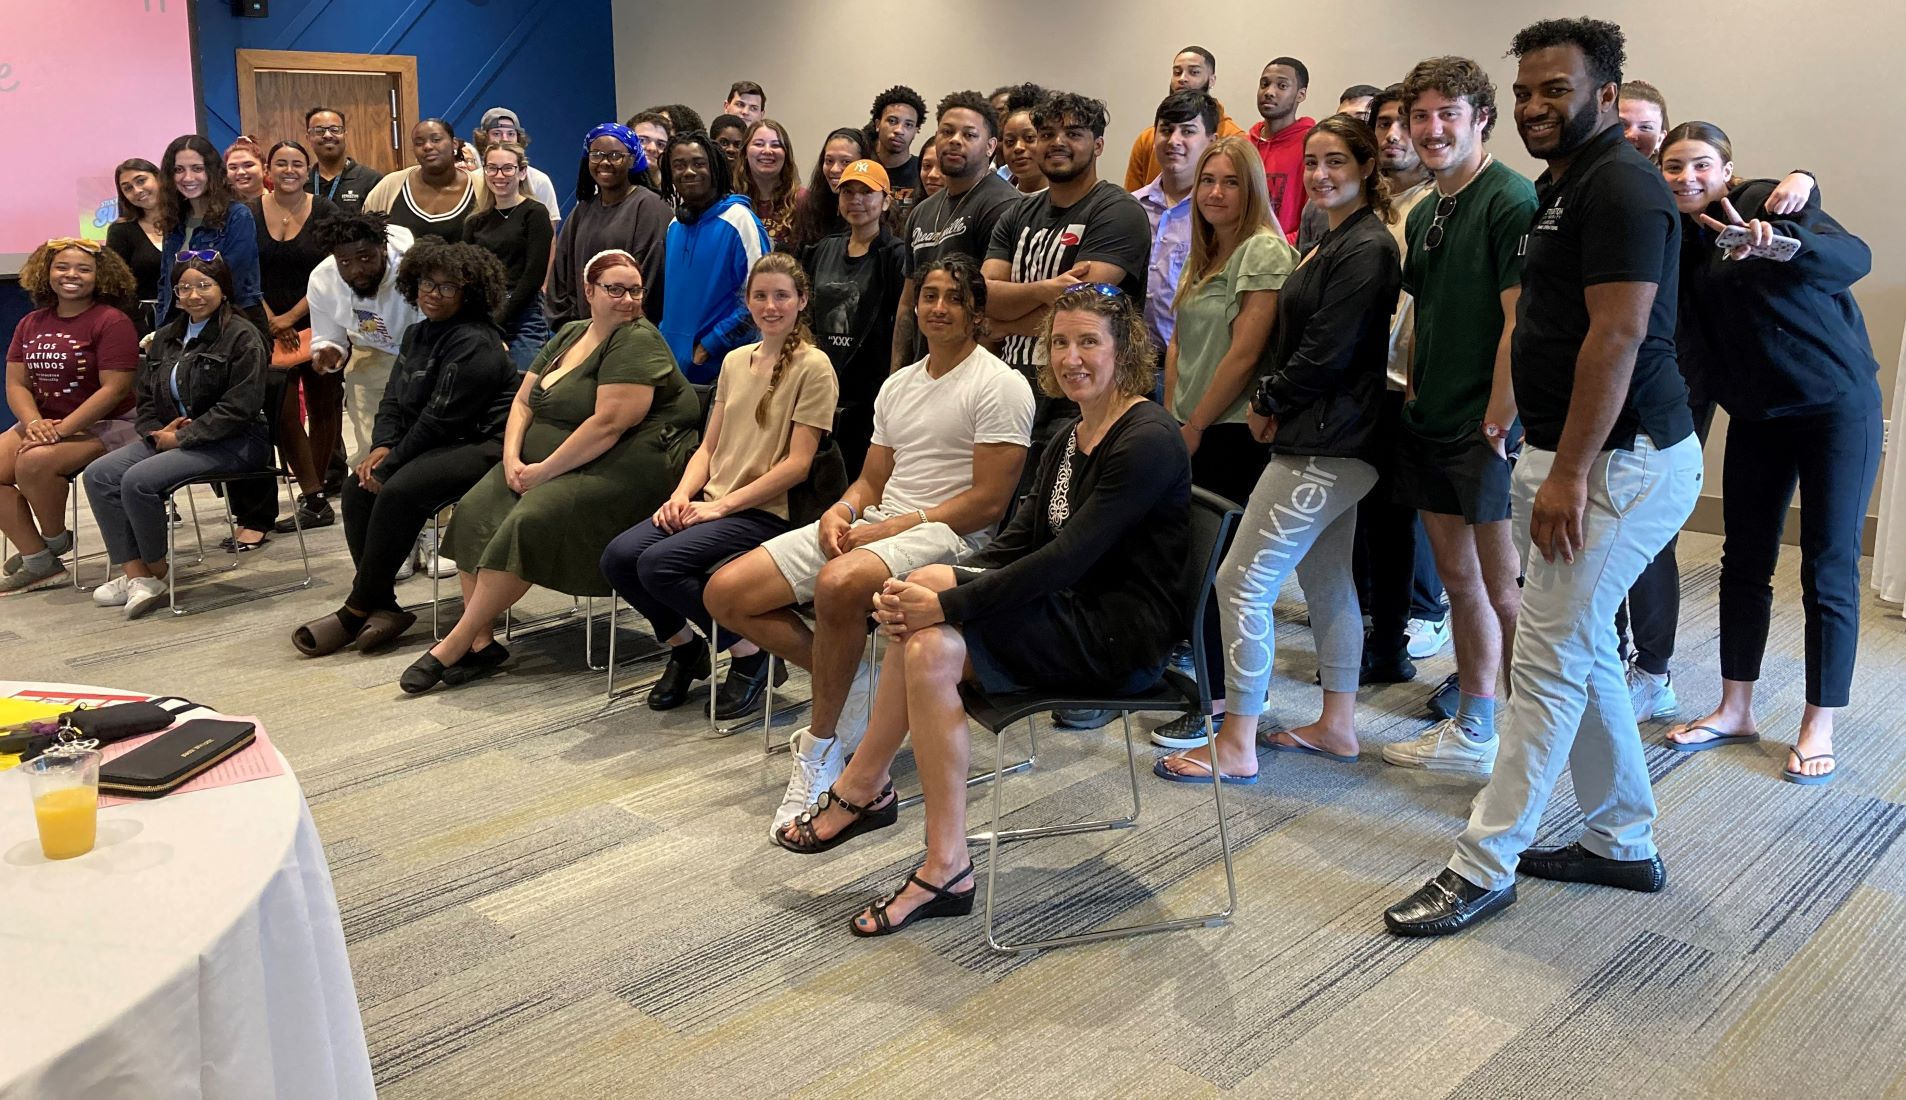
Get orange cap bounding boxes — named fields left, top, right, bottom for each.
left=838, top=159, right=891, bottom=193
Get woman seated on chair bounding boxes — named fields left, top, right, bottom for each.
left=599, top=252, right=837, bottom=716
left=292, top=240, right=520, bottom=656
left=773, top=285, right=1193, bottom=938
left=400, top=248, right=700, bottom=693
left=83, top=253, right=269, bottom=620
left=1, top=238, right=141, bottom=594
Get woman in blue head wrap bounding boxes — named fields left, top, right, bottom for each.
left=545, top=123, right=671, bottom=327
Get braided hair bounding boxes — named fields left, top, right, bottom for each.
left=744, top=252, right=814, bottom=426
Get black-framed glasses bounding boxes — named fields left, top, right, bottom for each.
left=482, top=163, right=521, bottom=176
left=175, top=249, right=220, bottom=263
left=1060, top=282, right=1124, bottom=299
left=1423, top=195, right=1458, bottom=251
left=590, top=282, right=645, bottom=300
left=417, top=278, right=463, bottom=297
left=587, top=150, right=630, bottom=163
left=307, top=125, right=344, bottom=137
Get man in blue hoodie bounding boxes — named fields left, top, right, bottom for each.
left=658, top=132, right=770, bottom=383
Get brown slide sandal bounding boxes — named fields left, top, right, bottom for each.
left=294, top=612, right=361, bottom=657
left=354, top=609, right=418, bottom=653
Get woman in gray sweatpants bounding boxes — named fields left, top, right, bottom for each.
left=1155, top=117, right=1401, bottom=783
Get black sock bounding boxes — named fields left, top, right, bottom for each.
left=336, top=608, right=368, bottom=635
left=728, top=649, right=768, bottom=676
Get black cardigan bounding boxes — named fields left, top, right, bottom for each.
left=1251, top=204, right=1400, bottom=458
left=939, top=400, right=1193, bottom=679
left=370, top=316, right=519, bottom=480
left=1676, top=178, right=1879, bottom=421
left=135, top=310, right=267, bottom=446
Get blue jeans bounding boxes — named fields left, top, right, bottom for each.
left=505, top=297, right=552, bottom=374
left=1450, top=433, right=1703, bottom=889
left=84, top=431, right=270, bottom=566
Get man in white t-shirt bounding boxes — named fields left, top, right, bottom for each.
left=706, top=257, right=1034, bottom=839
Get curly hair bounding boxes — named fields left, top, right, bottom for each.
left=18, top=240, right=139, bottom=312
left=661, top=131, right=733, bottom=204
left=935, top=90, right=999, bottom=139
left=1510, top=17, right=1626, bottom=88
left=395, top=239, right=509, bottom=322
left=1401, top=57, right=1499, bottom=141
left=868, top=85, right=927, bottom=130
left=1003, top=83, right=1047, bottom=116
left=311, top=208, right=390, bottom=254
left=1032, top=91, right=1111, bottom=139
left=743, top=253, right=816, bottom=426
left=1037, top=288, right=1155, bottom=400
left=914, top=256, right=987, bottom=339
left=1306, top=116, right=1395, bottom=226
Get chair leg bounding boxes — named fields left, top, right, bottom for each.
left=604, top=597, right=618, bottom=697
left=430, top=513, right=443, bottom=641
left=167, top=489, right=180, bottom=615
left=979, top=710, right=1235, bottom=954
left=285, top=473, right=311, bottom=591
left=185, top=486, right=205, bottom=565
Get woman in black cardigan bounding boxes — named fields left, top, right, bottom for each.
left=773, top=285, right=1193, bottom=937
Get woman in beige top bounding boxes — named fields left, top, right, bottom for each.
left=600, top=252, right=839, bottom=716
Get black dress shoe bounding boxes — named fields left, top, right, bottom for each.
left=714, top=651, right=788, bottom=720
left=647, top=639, right=712, bottom=710
left=1360, top=647, right=1417, bottom=685
left=1384, top=868, right=1516, bottom=937
left=1518, top=842, right=1666, bottom=892
left=274, top=494, right=336, bottom=533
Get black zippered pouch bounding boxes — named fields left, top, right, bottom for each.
left=98, top=718, right=256, bottom=798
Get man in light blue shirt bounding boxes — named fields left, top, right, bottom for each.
left=1132, top=91, right=1217, bottom=395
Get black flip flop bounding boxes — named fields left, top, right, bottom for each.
left=1783, top=749, right=1837, bottom=786
left=221, top=534, right=273, bottom=554
left=1666, top=724, right=1760, bottom=753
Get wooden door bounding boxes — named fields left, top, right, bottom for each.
left=236, top=50, right=418, bottom=174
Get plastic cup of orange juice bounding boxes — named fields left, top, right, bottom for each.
left=24, top=749, right=101, bottom=860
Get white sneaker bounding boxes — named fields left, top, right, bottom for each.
left=1381, top=718, right=1496, bottom=777
left=418, top=527, right=457, bottom=578
left=93, top=574, right=133, bottom=607
left=832, top=658, right=875, bottom=754
left=123, top=576, right=167, bottom=620
left=770, top=726, right=844, bottom=840
left=1406, top=615, right=1452, bottom=659
left=395, top=553, right=416, bottom=583
left=1626, top=662, right=1678, bottom=721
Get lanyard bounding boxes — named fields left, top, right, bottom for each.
left=316, top=168, right=346, bottom=202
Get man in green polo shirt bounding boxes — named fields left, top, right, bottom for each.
left=1381, top=56, right=1539, bottom=779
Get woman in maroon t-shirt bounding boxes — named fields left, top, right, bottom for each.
left=1, top=238, right=142, bottom=592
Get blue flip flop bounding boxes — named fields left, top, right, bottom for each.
left=1782, top=750, right=1837, bottom=786
left=1257, top=726, right=1360, bottom=763
left=1666, top=724, right=1760, bottom=753
left=1153, top=754, right=1259, bottom=785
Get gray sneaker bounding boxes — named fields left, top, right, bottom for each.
left=4, top=530, right=73, bottom=574
left=1626, top=662, right=1678, bottom=721
left=0, top=554, right=65, bottom=593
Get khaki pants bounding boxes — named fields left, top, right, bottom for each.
left=340, top=345, right=397, bottom=465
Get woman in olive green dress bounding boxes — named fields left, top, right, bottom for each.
left=402, top=248, right=699, bottom=693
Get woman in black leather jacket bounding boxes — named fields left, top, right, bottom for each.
left=83, top=253, right=269, bottom=619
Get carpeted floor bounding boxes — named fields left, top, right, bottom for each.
left=8, top=491, right=1906, bottom=1099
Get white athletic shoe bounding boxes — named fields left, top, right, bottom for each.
left=395, top=552, right=416, bottom=583
left=418, top=526, right=457, bottom=578
left=123, top=576, right=168, bottom=620
left=1405, top=615, right=1452, bottom=659
left=1381, top=718, right=1496, bottom=777
left=92, top=574, right=133, bottom=607
left=770, top=726, right=845, bottom=840
left=833, top=658, right=875, bottom=754
left=1626, top=662, right=1678, bottom=721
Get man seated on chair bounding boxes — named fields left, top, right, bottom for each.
left=767, top=283, right=1193, bottom=938
left=704, top=256, right=1034, bottom=841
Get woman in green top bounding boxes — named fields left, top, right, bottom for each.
left=1153, top=135, right=1298, bottom=748
left=402, top=248, right=699, bottom=694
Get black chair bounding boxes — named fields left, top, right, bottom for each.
left=954, top=486, right=1240, bottom=953
left=162, top=401, right=313, bottom=615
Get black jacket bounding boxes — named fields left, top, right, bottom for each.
left=1251, top=205, right=1400, bottom=458
left=370, top=316, right=519, bottom=480
left=135, top=309, right=267, bottom=446
left=1677, top=178, right=1878, bottom=421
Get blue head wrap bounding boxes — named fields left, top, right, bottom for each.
left=584, top=122, right=649, bottom=179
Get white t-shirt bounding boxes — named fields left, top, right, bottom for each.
left=870, top=344, right=1034, bottom=547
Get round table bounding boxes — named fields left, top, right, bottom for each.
left=0, top=682, right=374, bottom=1100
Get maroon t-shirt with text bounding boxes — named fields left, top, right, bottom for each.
left=7, top=304, right=140, bottom=421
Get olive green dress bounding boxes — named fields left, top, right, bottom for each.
left=443, top=319, right=699, bottom=596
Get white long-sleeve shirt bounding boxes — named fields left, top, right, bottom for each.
left=307, top=224, right=421, bottom=359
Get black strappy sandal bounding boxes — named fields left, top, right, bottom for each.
left=774, top=784, right=898, bottom=854
left=850, top=862, right=976, bottom=938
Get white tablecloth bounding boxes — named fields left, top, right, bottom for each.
left=0, top=683, right=373, bottom=1100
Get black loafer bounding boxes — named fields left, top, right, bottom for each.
left=400, top=653, right=448, bottom=694
left=274, top=495, right=336, bottom=533
left=1518, top=842, right=1666, bottom=893
left=1384, top=868, right=1516, bottom=937
left=442, top=642, right=511, bottom=686
left=647, top=640, right=712, bottom=710
left=714, top=651, right=788, bottom=720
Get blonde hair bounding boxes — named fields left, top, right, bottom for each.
left=1036, top=289, right=1156, bottom=400
left=744, top=253, right=815, bottom=425
left=1174, top=136, right=1276, bottom=312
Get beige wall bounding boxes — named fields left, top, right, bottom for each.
left=614, top=0, right=1906, bottom=512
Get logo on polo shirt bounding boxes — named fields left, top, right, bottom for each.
left=1533, top=205, right=1565, bottom=233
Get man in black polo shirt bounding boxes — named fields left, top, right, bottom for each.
left=1385, top=17, right=1704, bottom=938
left=304, top=107, right=383, bottom=213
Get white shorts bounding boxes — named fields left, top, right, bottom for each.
left=761, top=504, right=972, bottom=604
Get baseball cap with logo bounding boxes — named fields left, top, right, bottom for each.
left=838, top=159, right=891, bottom=193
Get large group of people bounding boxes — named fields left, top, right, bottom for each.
left=3, top=17, right=1884, bottom=942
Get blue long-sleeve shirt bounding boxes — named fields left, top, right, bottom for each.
left=658, top=192, right=768, bottom=383
left=157, top=201, right=263, bottom=326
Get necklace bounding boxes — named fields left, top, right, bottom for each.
left=933, top=176, right=982, bottom=236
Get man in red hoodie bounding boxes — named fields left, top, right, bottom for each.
left=1248, top=56, right=1316, bottom=243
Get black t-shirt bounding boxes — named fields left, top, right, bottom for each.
left=1513, top=123, right=1693, bottom=452
left=806, top=230, right=906, bottom=406
left=904, top=172, right=1022, bottom=275
left=105, top=220, right=162, bottom=330
left=253, top=196, right=340, bottom=324
left=884, top=153, right=923, bottom=217
left=985, top=178, right=1150, bottom=369
left=466, top=198, right=555, bottom=330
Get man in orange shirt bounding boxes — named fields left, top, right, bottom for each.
left=1246, top=56, right=1316, bottom=243
left=1122, top=46, right=1245, bottom=191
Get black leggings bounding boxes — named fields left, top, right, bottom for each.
left=1717, top=401, right=1880, bottom=707
left=341, top=439, right=502, bottom=612
left=1620, top=401, right=1715, bottom=673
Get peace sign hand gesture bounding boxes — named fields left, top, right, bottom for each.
left=1696, top=197, right=1776, bottom=262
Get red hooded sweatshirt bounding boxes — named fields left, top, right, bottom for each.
left=1248, top=116, right=1315, bottom=244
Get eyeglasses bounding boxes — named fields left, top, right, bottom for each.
left=47, top=237, right=103, bottom=255
left=1060, top=282, right=1124, bottom=299
left=174, top=280, right=220, bottom=297
left=175, top=249, right=221, bottom=263
left=590, top=282, right=645, bottom=300
left=1423, top=195, right=1458, bottom=251
left=417, top=278, right=463, bottom=297
left=587, top=150, right=630, bottom=163
left=483, top=163, right=520, bottom=176
left=307, top=125, right=345, bottom=137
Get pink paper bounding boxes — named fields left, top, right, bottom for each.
left=96, top=716, right=285, bottom=807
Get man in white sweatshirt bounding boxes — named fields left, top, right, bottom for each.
left=308, top=211, right=420, bottom=463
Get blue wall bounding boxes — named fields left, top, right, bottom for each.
left=194, top=0, right=616, bottom=216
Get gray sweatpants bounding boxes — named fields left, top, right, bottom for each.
left=1217, top=454, right=1378, bottom=713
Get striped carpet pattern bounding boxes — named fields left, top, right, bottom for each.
left=8, top=494, right=1906, bottom=1098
